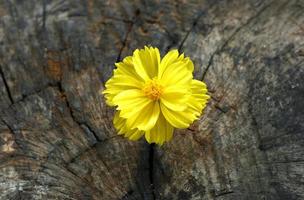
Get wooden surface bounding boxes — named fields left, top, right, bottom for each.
left=0, top=0, right=304, bottom=199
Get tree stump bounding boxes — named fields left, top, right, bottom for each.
left=0, top=0, right=304, bottom=199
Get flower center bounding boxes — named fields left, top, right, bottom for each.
left=143, top=78, right=163, bottom=100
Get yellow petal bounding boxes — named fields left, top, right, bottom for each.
left=112, top=89, right=147, bottom=109
left=102, top=78, right=136, bottom=106
left=132, top=47, right=160, bottom=81
left=160, top=60, right=193, bottom=86
left=160, top=86, right=189, bottom=111
left=119, top=98, right=151, bottom=118
left=186, top=80, right=210, bottom=114
left=191, top=79, right=207, bottom=89
left=146, top=46, right=160, bottom=77
left=103, top=56, right=145, bottom=106
left=160, top=103, right=196, bottom=129
left=158, top=49, right=179, bottom=78
left=184, top=57, right=194, bottom=72
left=110, top=75, right=144, bottom=89
left=114, top=111, right=145, bottom=140
left=113, top=111, right=126, bottom=135
left=126, top=101, right=160, bottom=131
left=159, top=80, right=209, bottom=129
left=144, top=113, right=174, bottom=145
left=129, top=129, right=145, bottom=141
left=145, top=131, right=152, bottom=143
left=115, top=56, right=143, bottom=81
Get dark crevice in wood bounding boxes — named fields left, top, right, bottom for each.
left=1, top=1, right=303, bottom=199
left=0, top=79, right=111, bottom=145
left=116, top=22, right=134, bottom=62
left=178, top=11, right=205, bottom=52
left=56, top=81, right=102, bottom=143
left=42, top=0, right=47, bottom=32
left=187, top=127, right=195, bottom=132
left=214, top=190, right=234, bottom=197
left=0, top=65, right=14, bottom=104
left=1, top=118, right=16, bottom=135
left=103, top=15, right=134, bottom=23
left=164, top=29, right=180, bottom=52
left=66, top=143, right=96, bottom=165
left=80, top=123, right=101, bottom=142
left=116, top=10, right=141, bottom=62
left=214, top=105, right=229, bottom=114
left=120, top=189, right=134, bottom=200
left=148, top=144, right=156, bottom=200
left=66, top=135, right=120, bottom=167
left=3, top=83, right=57, bottom=109
left=24, top=84, right=108, bottom=197
left=202, top=0, right=275, bottom=81
left=268, top=160, right=304, bottom=164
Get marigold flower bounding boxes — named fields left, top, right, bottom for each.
left=103, top=46, right=210, bottom=145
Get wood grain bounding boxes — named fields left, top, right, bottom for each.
left=0, top=0, right=303, bottom=199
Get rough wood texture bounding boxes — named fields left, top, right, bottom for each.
left=0, top=0, right=304, bottom=199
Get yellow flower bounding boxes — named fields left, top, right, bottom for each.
left=103, top=46, right=210, bottom=145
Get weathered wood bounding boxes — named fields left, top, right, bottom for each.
left=0, top=0, right=304, bottom=199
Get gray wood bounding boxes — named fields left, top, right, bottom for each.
left=0, top=0, right=303, bottom=199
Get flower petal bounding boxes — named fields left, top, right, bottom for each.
left=129, top=129, right=145, bottom=141
left=109, top=75, right=144, bottom=89
left=186, top=80, right=210, bottom=114
left=132, top=47, right=160, bottom=81
left=103, top=56, right=145, bottom=106
left=160, top=60, right=193, bottom=86
left=112, top=89, right=147, bottom=109
left=145, top=113, right=174, bottom=145
left=119, top=98, right=151, bottom=119
left=160, top=86, right=189, bottom=111
left=158, top=49, right=179, bottom=78
left=160, top=102, right=197, bottom=129
left=115, top=56, right=142, bottom=79
left=126, top=101, right=160, bottom=131
left=113, top=111, right=127, bottom=135
left=114, top=111, right=145, bottom=140
left=146, top=46, right=160, bottom=77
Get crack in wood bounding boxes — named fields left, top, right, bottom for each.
left=0, top=80, right=117, bottom=147
left=103, top=15, right=134, bottom=24
left=5, top=83, right=57, bottom=108
left=178, top=11, right=205, bottom=52
left=1, top=0, right=303, bottom=199
left=215, top=190, right=234, bottom=197
left=214, top=104, right=229, bottom=114
left=42, top=0, right=47, bottom=32
left=56, top=81, right=103, bottom=143
left=116, top=10, right=141, bottom=62
left=120, top=189, right=134, bottom=200
left=66, top=134, right=120, bottom=167
left=270, top=160, right=304, bottom=164
left=116, top=22, right=134, bottom=62
left=148, top=143, right=156, bottom=200
left=1, top=118, right=16, bottom=135
left=0, top=65, right=14, bottom=104
left=202, top=0, right=276, bottom=81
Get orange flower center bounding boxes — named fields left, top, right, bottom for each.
left=143, top=79, right=163, bottom=100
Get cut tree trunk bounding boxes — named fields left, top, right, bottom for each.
left=0, top=0, right=304, bottom=199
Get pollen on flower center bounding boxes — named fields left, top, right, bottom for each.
left=142, top=79, right=163, bottom=100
